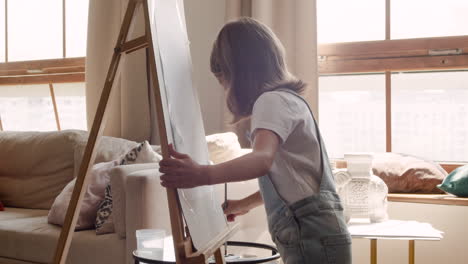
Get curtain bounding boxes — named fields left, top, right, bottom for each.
left=224, top=0, right=319, bottom=147
left=86, top=0, right=152, bottom=142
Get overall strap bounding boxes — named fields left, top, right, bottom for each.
left=247, top=129, right=289, bottom=215
left=273, top=88, right=336, bottom=192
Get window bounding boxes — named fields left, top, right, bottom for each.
left=392, top=71, right=468, bottom=162
left=319, top=74, right=386, bottom=158
left=0, top=0, right=89, bottom=131
left=392, top=0, right=468, bottom=39
left=8, top=0, right=63, bottom=61
left=317, top=0, right=385, bottom=43
left=66, top=0, right=89, bottom=58
left=317, top=0, right=468, bottom=163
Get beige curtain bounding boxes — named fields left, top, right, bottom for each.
left=225, top=0, right=319, bottom=146
left=86, top=0, right=151, bottom=142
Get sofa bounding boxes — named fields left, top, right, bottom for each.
left=0, top=130, right=267, bottom=264
left=0, top=130, right=148, bottom=264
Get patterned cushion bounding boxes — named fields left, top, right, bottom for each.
left=95, top=185, right=114, bottom=234
left=94, top=141, right=162, bottom=235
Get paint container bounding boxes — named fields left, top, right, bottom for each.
left=136, top=229, right=165, bottom=259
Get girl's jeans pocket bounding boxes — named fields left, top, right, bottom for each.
left=271, top=215, right=300, bottom=247
left=321, top=234, right=352, bottom=264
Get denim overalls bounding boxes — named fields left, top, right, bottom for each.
left=256, top=90, right=352, bottom=264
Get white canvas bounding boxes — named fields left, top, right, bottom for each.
left=146, top=0, right=228, bottom=251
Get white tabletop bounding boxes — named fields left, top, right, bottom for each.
left=347, top=219, right=444, bottom=240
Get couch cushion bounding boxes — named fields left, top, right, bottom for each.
left=0, top=130, right=85, bottom=209
left=0, top=207, right=48, bottom=221
left=0, top=256, right=36, bottom=264
left=0, top=213, right=125, bottom=264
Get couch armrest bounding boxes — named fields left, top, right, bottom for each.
left=109, top=163, right=160, bottom=238
left=109, top=166, right=171, bottom=264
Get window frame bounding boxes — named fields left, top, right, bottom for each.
left=318, top=0, right=468, bottom=160
left=0, top=58, right=85, bottom=131
left=318, top=36, right=468, bottom=74
left=318, top=0, right=468, bottom=201
left=0, top=57, right=85, bottom=84
left=0, top=0, right=86, bottom=131
left=1, top=0, right=86, bottom=84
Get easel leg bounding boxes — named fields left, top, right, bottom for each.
left=371, top=239, right=377, bottom=264
left=409, top=240, right=415, bottom=264
left=51, top=1, right=139, bottom=263
left=214, top=248, right=226, bottom=264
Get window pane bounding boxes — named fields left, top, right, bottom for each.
left=53, top=83, right=87, bottom=130
left=0, top=85, right=57, bottom=131
left=317, top=0, right=385, bottom=43
left=319, top=74, right=386, bottom=159
left=66, top=0, right=89, bottom=57
left=8, top=0, right=62, bottom=61
left=0, top=0, right=5, bottom=62
left=392, top=71, right=468, bottom=162
left=392, top=0, right=468, bottom=39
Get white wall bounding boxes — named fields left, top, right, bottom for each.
left=184, top=0, right=227, bottom=135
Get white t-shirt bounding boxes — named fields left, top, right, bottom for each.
left=251, top=90, right=322, bottom=204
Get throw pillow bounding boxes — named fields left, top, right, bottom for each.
left=0, top=201, right=4, bottom=211
left=95, top=141, right=162, bottom=234
left=48, top=159, right=119, bottom=230
left=95, top=185, right=115, bottom=234
left=73, top=135, right=139, bottom=179
left=205, top=132, right=242, bottom=164
left=437, top=165, right=468, bottom=197
left=48, top=140, right=161, bottom=231
left=372, top=152, right=447, bottom=194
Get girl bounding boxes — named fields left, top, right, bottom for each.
left=159, top=18, right=352, bottom=264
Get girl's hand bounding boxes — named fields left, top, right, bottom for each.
left=159, top=144, right=211, bottom=188
left=222, top=199, right=250, bottom=222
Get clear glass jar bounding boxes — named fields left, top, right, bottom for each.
left=334, top=153, right=389, bottom=223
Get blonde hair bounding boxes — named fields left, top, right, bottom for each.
left=210, top=17, right=305, bottom=123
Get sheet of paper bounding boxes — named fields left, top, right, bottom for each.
left=146, top=0, right=228, bottom=251
left=348, top=219, right=443, bottom=240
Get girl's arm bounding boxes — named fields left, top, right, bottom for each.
left=209, top=128, right=280, bottom=184
left=223, top=191, right=263, bottom=222
left=159, top=129, right=280, bottom=188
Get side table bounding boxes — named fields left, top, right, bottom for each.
left=348, top=219, right=444, bottom=264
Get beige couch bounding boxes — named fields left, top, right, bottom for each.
left=0, top=130, right=270, bottom=264
left=0, top=130, right=170, bottom=264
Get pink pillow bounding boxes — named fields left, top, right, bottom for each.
left=48, top=160, right=119, bottom=230
left=372, top=152, right=447, bottom=194
left=48, top=141, right=161, bottom=230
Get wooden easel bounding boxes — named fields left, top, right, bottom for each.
left=52, top=0, right=234, bottom=263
